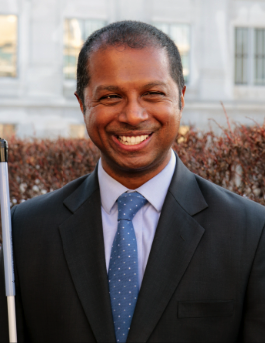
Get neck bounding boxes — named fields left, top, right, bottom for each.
left=101, top=152, right=171, bottom=189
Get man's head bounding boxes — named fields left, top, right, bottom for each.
left=75, top=21, right=186, bottom=188
left=76, top=21, right=185, bottom=111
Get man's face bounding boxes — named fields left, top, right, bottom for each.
left=77, top=45, right=185, bottom=183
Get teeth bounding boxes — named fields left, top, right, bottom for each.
left=118, top=135, right=149, bottom=145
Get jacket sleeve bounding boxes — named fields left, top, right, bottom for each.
left=242, top=224, right=265, bottom=342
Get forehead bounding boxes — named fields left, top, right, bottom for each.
left=87, top=45, right=173, bottom=88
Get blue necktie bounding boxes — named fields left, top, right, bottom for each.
left=108, top=192, right=147, bottom=343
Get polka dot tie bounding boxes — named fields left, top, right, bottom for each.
left=108, top=192, right=147, bottom=343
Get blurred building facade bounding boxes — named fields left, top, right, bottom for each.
left=0, top=0, right=265, bottom=138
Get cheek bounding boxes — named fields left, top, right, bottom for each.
left=154, top=104, right=181, bottom=129
left=85, top=109, right=113, bottom=145
left=84, top=110, right=99, bottom=139
left=161, top=111, right=182, bottom=141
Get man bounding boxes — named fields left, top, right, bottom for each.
left=0, top=21, right=265, bottom=342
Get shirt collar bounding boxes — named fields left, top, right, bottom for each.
left=98, top=150, right=176, bottom=214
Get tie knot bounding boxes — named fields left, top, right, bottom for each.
left=117, top=192, right=147, bottom=221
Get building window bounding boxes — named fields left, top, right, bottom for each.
left=235, top=27, right=265, bottom=86
left=235, top=28, right=249, bottom=84
left=69, top=124, right=86, bottom=138
left=0, top=123, right=16, bottom=139
left=63, top=18, right=106, bottom=79
left=153, top=23, right=190, bottom=83
left=177, top=125, right=190, bottom=143
left=0, top=15, right=17, bottom=77
left=255, top=29, right=265, bottom=85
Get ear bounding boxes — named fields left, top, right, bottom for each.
left=74, top=92, right=85, bottom=115
left=180, top=86, right=186, bottom=110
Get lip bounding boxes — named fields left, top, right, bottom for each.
left=112, top=132, right=153, bottom=151
left=113, top=131, right=153, bottom=137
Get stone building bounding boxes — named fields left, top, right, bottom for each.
left=0, top=0, right=265, bottom=138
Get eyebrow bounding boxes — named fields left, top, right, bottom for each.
left=94, top=85, right=121, bottom=96
left=143, top=81, right=167, bottom=88
left=94, top=81, right=167, bottom=96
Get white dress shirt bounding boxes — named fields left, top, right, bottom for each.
left=98, top=150, right=176, bottom=286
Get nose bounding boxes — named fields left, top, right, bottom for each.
left=118, top=96, right=148, bottom=126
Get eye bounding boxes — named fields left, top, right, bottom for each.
left=142, top=91, right=165, bottom=98
left=100, top=94, right=121, bottom=100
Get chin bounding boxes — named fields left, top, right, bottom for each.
left=115, top=157, right=158, bottom=173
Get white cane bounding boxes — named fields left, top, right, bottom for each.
left=0, top=138, right=17, bottom=343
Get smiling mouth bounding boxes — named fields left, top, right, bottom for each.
left=117, top=134, right=150, bottom=145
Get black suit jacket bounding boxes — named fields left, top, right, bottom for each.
left=1, top=157, right=265, bottom=342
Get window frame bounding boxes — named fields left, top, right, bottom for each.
left=63, top=17, right=107, bottom=80
left=234, top=26, right=265, bottom=86
left=152, top=21, right=191, bottom=85
left=254, top=28, right=265, bottom=86
left=0, top=13, right=18, bottom=79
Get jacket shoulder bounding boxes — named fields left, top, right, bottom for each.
left=194, top=173, right=265, bottom=227
left=12, top=174, right=91, bottom=222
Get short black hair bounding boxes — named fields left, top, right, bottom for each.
left=76, top=20, right=185, bottom=109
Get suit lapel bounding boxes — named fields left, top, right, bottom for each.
left=58, top=168, right=116, bottom=342
left=128, top=157, right=208, bottom=342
